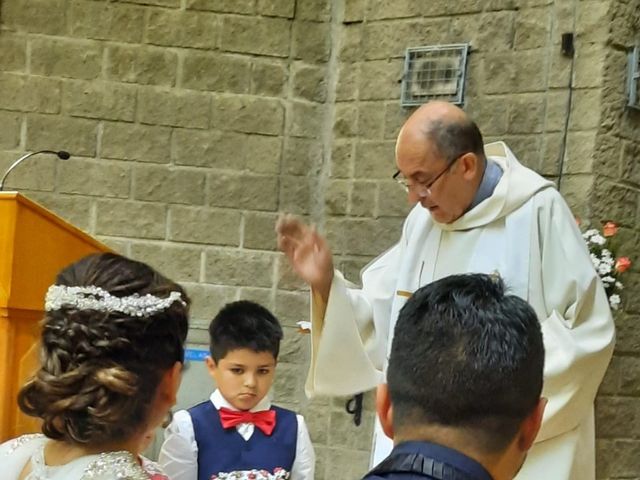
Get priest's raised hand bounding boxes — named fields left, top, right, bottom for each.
left=275, top=214, right=334, bottom=302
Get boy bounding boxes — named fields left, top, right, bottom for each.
left=159, top=300, right=315, bottom=480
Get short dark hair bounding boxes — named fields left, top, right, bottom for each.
left=387, top=273, right=544, bottom=453
left=208, top=300, right=283, bottom=362
left=18, top=253, right=190, bottom=445
left=426, top=118, right=485, bottom=163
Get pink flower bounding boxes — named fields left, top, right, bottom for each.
left=615, top=257, right=632, bottom=273
left=603, top=222, right=618, bottom=237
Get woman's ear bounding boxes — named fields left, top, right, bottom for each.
left=165, top=361, right=183, bottom=406
left=376, top=383, right=394, bottom=439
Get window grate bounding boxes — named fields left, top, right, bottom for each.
left=628, top=45, right=640, bottom=110
left=400, top=43, right=470, bottom=107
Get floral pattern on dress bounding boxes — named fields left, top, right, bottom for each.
left=2, top=433, right=44, bottom=455
left=3, top=434, right=161, bottom=480
left=210, top=467, right=290, bottom=480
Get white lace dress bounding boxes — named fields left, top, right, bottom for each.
left=0, top=434, right=168, bottom=480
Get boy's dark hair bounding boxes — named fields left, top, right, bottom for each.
left=388, top=273, right=544, bottom=453
left=209, top=300, right=283, bottom=362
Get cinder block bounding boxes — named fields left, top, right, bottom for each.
left=292, top=22, right=331, bottom=63
left=289, top=101, right=323, bottom=139
left=102, top=122, right=171, bottom=164
left=1, top=0, right=67, bottom=35
left=96, top=199, right=166, bottom=239
left=208, top=172, right=278, bottom=211
left=243, top=212, right=279, bottom=251
left=131, top=243, right=202, bottom=283
left=31, top=38, right=102, bottom=80
left=107, top=45, right=177, bottom=87
left=133, top=164, right=206, bottom=205
left=221, top=16, right=291, bottom=57
left=354, top=141, right=396, bottom=178
left=27, top=114, right=97, bottom=157
left=0, top=34, right=26, bottom=72
left=187, top=0, right=254, bottom=14
left=69, top=0, right=144, bottom=43
left=292, top=64, right=326, bottom=103
left=58, top=158, right=130, bottom=198
left=138, top=88, right=210, bottom=129
left=182, top=52, right=251, bottom=93
left=204, top=249, right=275, bottom=287
left=62, top=80, right=137, bottom=122
left=168, top=205, right=241, bottom=246
left=251, top=60, right=288, bottom=97
left=256, top=0, right=295, bottom=18
left=0, top=74, right=61, bottom=114
left=211, top=95, right=284, bottom=135
left=0, top=111, right=21, bottom=149
left=146, top=9, right=218, bottom=49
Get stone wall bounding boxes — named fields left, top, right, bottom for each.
left=1, top=1, right=639, bottom=479
left=590, top=1, right=640, bottom=479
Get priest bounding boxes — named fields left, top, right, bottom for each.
left=276, top=101, right=615, bottom=480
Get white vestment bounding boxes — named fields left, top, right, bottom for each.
left=306, top=142, right=615, bottom=480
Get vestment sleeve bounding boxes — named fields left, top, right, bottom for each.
left=305, top=217, right=411, bottom=397
left=158, top=409, right=199, bottom=480
left=290, top=414, right=315, bottom=480
left=534, top=192, right=615, bottom=442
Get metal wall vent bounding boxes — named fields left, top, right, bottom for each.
left=400, top=43, right=470, bottom=107
left=627, top=45, right=640, bottom=110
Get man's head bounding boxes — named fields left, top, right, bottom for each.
left=206, top=301, right=283, bottom=411
left=395, top=101, right=487, bottom=224
left=377, top=273, right=545, bottom=479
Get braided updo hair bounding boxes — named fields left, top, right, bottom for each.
left=17, top=253, right=190, bottom=445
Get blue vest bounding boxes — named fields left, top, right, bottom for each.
left=189, top=401, right=298, bottom=480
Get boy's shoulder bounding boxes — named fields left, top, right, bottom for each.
left=187, top=399, right=213, bottom=413
left=270, top=404, right=298, bottom=417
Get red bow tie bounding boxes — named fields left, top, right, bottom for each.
left=219, top=407, right=276, bottom=436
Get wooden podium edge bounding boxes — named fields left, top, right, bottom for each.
left=0, top=192, right=110, bottom=252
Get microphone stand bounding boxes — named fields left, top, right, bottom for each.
left=0, top=150, right=71, bottom=191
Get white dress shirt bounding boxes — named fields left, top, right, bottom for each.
left=159, top=390, right=315, bottom=480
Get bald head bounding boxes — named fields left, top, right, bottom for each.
left=398, top=101, right=486, bottom=165
left=394, top=101, right=487, bottom=224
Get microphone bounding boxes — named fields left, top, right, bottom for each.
left=0, top=150, right=71, bottom=191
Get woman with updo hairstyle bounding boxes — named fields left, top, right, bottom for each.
left=1, top=252, right=190, bottom=480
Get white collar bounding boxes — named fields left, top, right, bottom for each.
left=210, top=389, right=272, bottom=413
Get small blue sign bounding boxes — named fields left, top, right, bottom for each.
left=185, top=348, right=209, bottom=362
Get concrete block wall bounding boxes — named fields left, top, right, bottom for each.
left=588, top=1, right=640, bottom=479
left=1, top=0, right=639, bottom=478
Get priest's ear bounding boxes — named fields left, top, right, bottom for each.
left=459, top=152, right=482, bottom=180
left=376, top=383, right=394, bottom=439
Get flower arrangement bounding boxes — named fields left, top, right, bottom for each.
left=582, top=221, right=632, bottom=310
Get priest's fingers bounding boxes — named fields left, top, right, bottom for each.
left=275, top=213, right=311, bottom=242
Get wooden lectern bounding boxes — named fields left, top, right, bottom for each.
left=0, top=192, right=110, bottom=441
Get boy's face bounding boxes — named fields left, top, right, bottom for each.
left=206, top=348, right=277, bottom=411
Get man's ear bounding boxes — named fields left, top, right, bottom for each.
left=376, top=383, right=394, bottom=439
left=460, top=152, right=480, bottom=179
left=518, top=397, right=547, bottom=451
